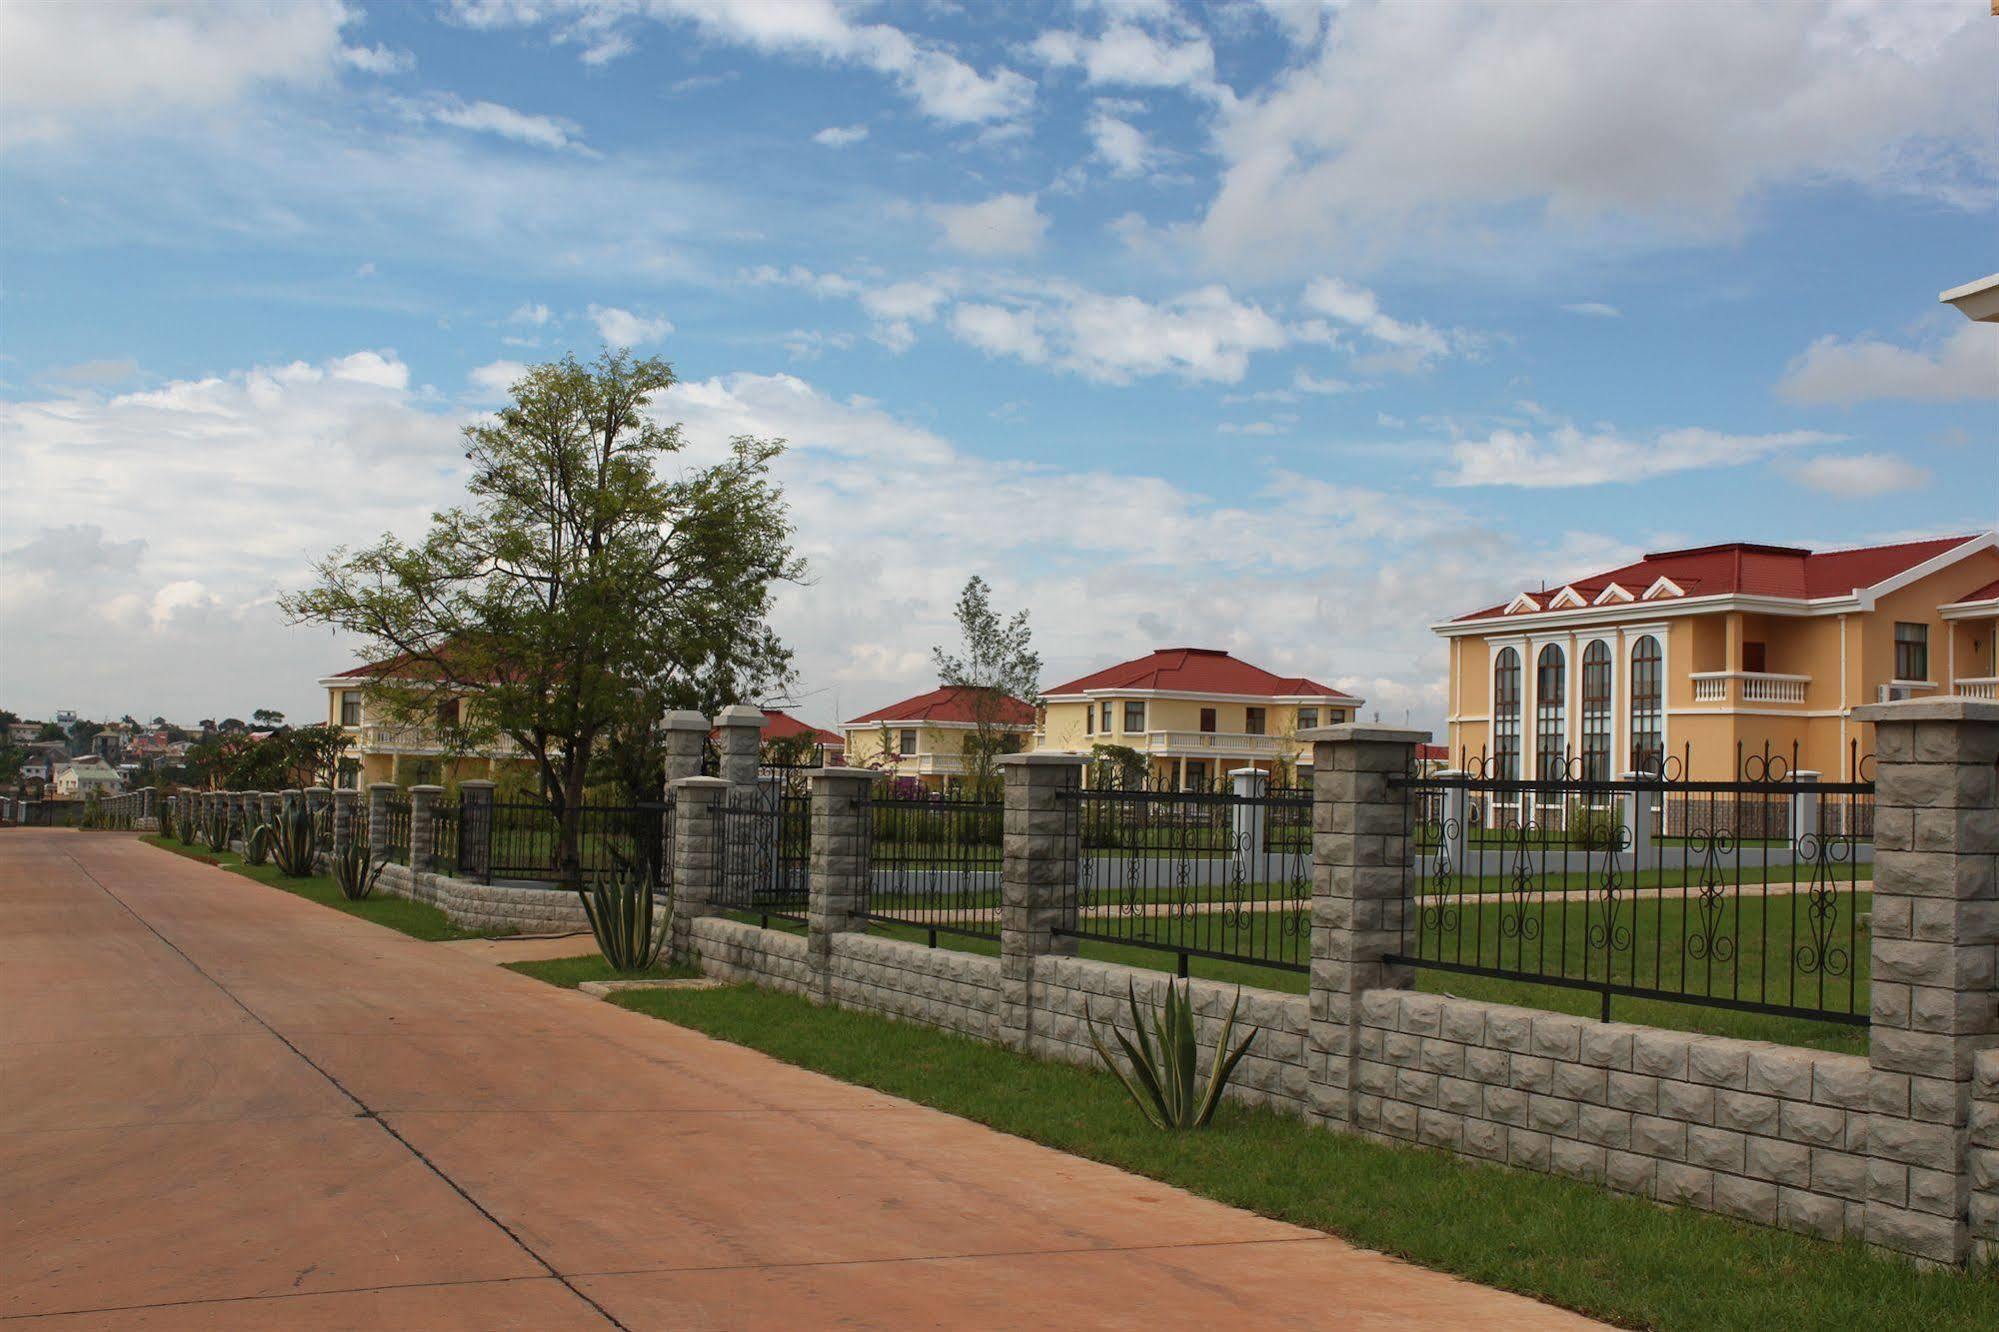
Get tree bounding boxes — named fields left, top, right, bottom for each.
left=284, top=350, right=800, bottom=886
left=252, top=708, right=286, bottom=727
left=932, top=575, right=1039, bottom=799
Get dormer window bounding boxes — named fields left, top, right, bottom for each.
left=1642, top=576, right=1685, bottom=600
left=1592, top=583, right=1633, bottom=605
left=1505, top=592, right=1543, bottom=615
left=1548, top=586, right=1587, bottom=610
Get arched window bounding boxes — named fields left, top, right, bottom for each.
left=1629, top=635, right=1663, bottom=774
left=1535, top=644, right=1567, bottom=781
left=1580, top=641, right=1612, bottom=783
left=1492, top=647, right=1521, bottom=781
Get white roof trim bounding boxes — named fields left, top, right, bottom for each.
left=1642, top=576, right=1685, bottom=600
left=1592, top=583, right=1633, bottom=605
left=1505, top=592, right=1543, bottom=615
left=1548, top=585, right=1588, bottom=610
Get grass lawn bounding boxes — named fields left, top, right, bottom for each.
left=501, top=952, right=699, bottom=988
left=592, top=981, right=1995, bottom=1331
left=141, top=835, right=483, bottom=942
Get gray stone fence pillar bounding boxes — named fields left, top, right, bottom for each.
left=332, top=788, right=357, bottom=857
left=997, top=753, right=1089, bottom=1053
left=234, top=791, right=254, bottom=840
left=260, top=791, right=281, bottom=828
left=715, top=704, right=767, bottom=790
left=806, top=768, right=877, bottom=1002
left=305, top=785, right=331, bottom=836
left=458, top=780, right=495, bottom=882
left=367, top=782, right=395, bottom=862
left=1789, top=770, right=1822, bottom=846
left=409, top=784, right=443, bottom=875
left=1852, top=698, right=1999, bottom=1266
left=668, top=776, right=731, bottom=963
left=662, top=710, right=708, bottom=788
left=1301, top=723, right=1428, bottom=1130
left=1229, top=767, right=1268, bottom=858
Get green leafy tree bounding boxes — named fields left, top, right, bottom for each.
left=284, top=350, right=800, bottom=885
left=933, top=575, right=1039, bottom=798
left=252, top=708, right=286, bottom=727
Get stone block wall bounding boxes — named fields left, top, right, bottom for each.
left=1972, top=1049, right=1999, bottom=1264
left=825, top=933, right=1002, bottom=1041
left=1028, top=955, right=1309, bottom=1115
left=1354, top=991, right=1871, bottom=1238
left=689, top=915, right=811, bottom=997
left=375, top=862, right=590, bottom=935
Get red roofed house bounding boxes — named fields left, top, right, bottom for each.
left=1434, top=533, right=1999, bottom=783
left=1038, top=648, right=1363, bottom=789
left=745, top=709, right=844, bottom=766
left=843, top=687, right=1036, bottom=791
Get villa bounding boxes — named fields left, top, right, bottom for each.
left=1434, top=533, right=1999, bottom=783
left=842, top=686, right=1036, bottom=790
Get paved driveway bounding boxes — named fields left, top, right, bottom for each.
left=0, top=831, right=1598, bottom=1330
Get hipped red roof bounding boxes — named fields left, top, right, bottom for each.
left=1044, top=648, right=1355, bottom=701
left=1456, top=536, right=1981, bottom=622
left=845, top=686, right=1036, bottom=728
left=757, top=709, right=842, bottom=747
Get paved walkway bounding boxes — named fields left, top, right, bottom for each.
left=1, top=832, right=1599, bottom=1330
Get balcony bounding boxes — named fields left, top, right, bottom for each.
left=1953, top=677, right=1998, bottom=701
left=356, top=724, right=521, bottom=759
left=1140, top=730, right=1294, bottom=758
left=1688, top=672, right=1811, bottom=706
left=912, top=754, right=966, bottom=775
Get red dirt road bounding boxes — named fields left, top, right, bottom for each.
left=0, top=832, right=1599, bottom=1330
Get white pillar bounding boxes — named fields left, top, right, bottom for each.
left=1615, top=772, right=1654, bottom=864
left=1788, top=770, right=1821, bottom=846
left=1229, top=767, right=1268, bottom=859
left=1432, top=770, right=1469, bottom=868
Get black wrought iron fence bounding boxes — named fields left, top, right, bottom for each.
left=1058, top=785, right=1313, bottom=976
left=1390, top=760, right=1873, bottom=1025
left=384, top=795, right=412, bottom=865
left=430, top=802, right=459, bottom=874
left=714, top=788, right=809, bottom=924
left=860, top=790, right=1002, bottom=943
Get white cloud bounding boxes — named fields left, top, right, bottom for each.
left=1087, top=103, right=1158, bottom=177
left=589, top=305, right=672, bottom=346
left=1563, top=302, right=1621, bottom=318
left=1, top=0, right=359, bottom=143
left=1293, top=370, right=1353, bottom=395
left=1301, top=277, right=1466, bottom=372
left=448, top=0, right=1031, bottom=125
left=339, top=43, right=414, bottom=75
left=1031, top=23, right=1222, bottom=99
left=812, top=124, right=869, bottom=147
left=469, top=359, right=528, bottom=398
left=1776, top=322, right=1998, bottom=406
left=931, top=193, right=1049, bottom=256
left=1441, top=422, right=1841, bottom=488
left=509, top=302, right=552, bottom=326
left=1201, top=1, right=1996, bottom=271
left=949, top=282, right=1288, bottom=386
left=951, top=304, right=1049, bottom=365
left=421, top=96, right=590, bottom=152
left=1783, top=452, right=1931, bottom=499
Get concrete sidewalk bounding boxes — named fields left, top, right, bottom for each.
left=0, top=831, right=1599, bottom=1330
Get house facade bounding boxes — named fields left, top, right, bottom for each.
left=843, top=687, right=1036, bottom=791
left=319, top=662, right=525, bottom=789
left=1435, top=534, right=1999, bottom=783
left=1037, top=647, right=1362, bottom=789
left=52, top=755, right=125, bottom=797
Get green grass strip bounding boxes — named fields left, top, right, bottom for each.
left=591, top=981, right=1994, bottom=1332
left=142, top=834, right=482, bottom=942
left=501, top=953, right=699, bottom=989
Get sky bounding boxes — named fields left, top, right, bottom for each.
left=1, top=0, right=1995, bottom=737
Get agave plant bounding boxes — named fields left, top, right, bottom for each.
left=242, top=820, right=274, bottom=866
left=157, top=799, right=177, bottom=843
left=1085, top=979, right=1259, bottom=1131
left=202, top=804, right=232, bottom=853
left=267, top=801, right=320, bottom=878
left=333, top=836, right=383, bottom=901
left=80, top=792, right=105, bottom=829
left=176, top=801, right=200, bottom=847
left=577, top=868, right=669, bottom=974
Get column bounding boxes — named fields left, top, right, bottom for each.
left=409, top=784, right=443, bottom=875
left=332, top=788, right=357, bottom=857
left=1230, top=767, right=1269, bottom=860
left=1853, top=698, right=1998, bottom=1265
left=458, top=779, right=495, bottom=883
left=667, top=776, right=731, bottom=963
left=714, top=704, right=767, bottom=790
left=1615, top=771, right=1655, bottom=865
left=806, top=767, right=877, bottom=1003
left=1789, top=770, right=1822, bottom=846
left=997, top=753, right=1089, bottom=1053
left=260, top=791, right=281, bottom=828
left=661, top=710, right=708, bottom=788
left=367, top=782, right=395, bottom=862
left=1432, top=769, right=1469, bottom=871
left=1304, top=723, right=1428, bottom=1130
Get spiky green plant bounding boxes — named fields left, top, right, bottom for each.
left=176, top=801, right=200, bottom=846
left=577, top=868, right=669, bottom=974
left=202, top=804, right=232, bottom=853
left=268, top=801, right=320, bottom=878
left=1085, top=979, right=1259, bottom=1131
left=333, top=836, right=383, bottom=900
left=243, top=821, right=274, bottom=866
left=80, top=791, right=105, bottom=829
left=158, top=799, right=177, bottom=843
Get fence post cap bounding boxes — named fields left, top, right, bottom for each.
left=458, top=779, right=496, bottom=790
left=1852, top=697, right=1999, bottom=724
left=1227, top=767, right=1268, bottom=779
left=366, top=782, right=399, bottom=794
left=713, top=704, right=768, bottom=728
left=996, top=752, right=1090, bottom=767
left=669, top=774, right=732, bottom=793
left=806, top=766, right=879, bottom=785
left=408, top=783, right=445, bottom=795
left=1297, top=723, right=1432, bottom=745
left=659, top=710, right=710, bottom=731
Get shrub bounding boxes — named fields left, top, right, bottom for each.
left=333, top=836, right=382, bottom=901
left=202, top=805, right=232, bottom=853
left=158, top=799, right=177, bottom=842
left=80, top=791, right=105, bottom=829
left=1086, top=979, right=1258, bottom=1131
left=175, top=801, right=200, bottom=847
left=578, top=867, right=668, bottom=974
left=243, top=821, right=274, bottom=866
left=268, top=801, right=320, bottom=878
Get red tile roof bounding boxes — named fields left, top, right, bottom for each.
left=1044, top=648, right=1356, bottom=700
left=1455, top=535, right=1983, bottom=622
left=1949, top=577, right=1999, bottom=606
left=757, top=709, right=842, bottom=747
left=845, top=686, right=1036, bottom=728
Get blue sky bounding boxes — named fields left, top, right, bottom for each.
left=2, top=0, right=1994, bottom=733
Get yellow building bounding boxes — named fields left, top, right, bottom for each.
left=1434, top=534, right=1999, bottom=783
left=318, top=661, right=524, bottom=790
left=842, top=686, right=1036, bottom=791
left=1037, top=647, right=1361, bottom=789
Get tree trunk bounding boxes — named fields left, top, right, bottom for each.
left=556, top=764, right=588, bottom=889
